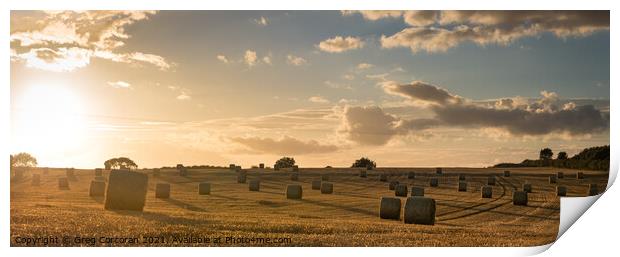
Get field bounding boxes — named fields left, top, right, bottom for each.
left=10, top=167, right=608, bottom=247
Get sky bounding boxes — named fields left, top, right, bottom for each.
left=9, top=10, right=610, bottom=169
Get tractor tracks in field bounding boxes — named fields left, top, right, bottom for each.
left=435, top=175, right=513, bottom=223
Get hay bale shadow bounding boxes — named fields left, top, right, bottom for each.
left=162, top=198, right=206, bottom=212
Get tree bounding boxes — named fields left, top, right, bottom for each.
left=539, top=148, right=553, bottom=160
left=10, top=152, right=37, bottom=168
left=557, top=151, right=568, bottom=160
left=274, top=157, right=295, bottom=170
left=104, top=157, right=138, bottom=170
left=351, top=157, right=376, bottom=168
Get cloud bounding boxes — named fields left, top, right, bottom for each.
left=11, top=47, right=91, bottom=72
left=176, top=92, right=191, bottom=100
left=341, top=10, right=403, bottom=21
left=382, top=80, right=609, bottom=136
left=262, top=55, right=272, bottom=65
left=340, top=105, right=400, bottom=145
left=356, top=62, right=374, bottom=70
left=308, top=96, right=329, bottom=103
left=381, top=80, right=463, bottom=105
left=366, top=10, right=610, bottom=53
left=107, top=80, right=131, bottom=89
left=244, top=50, right=258, bottom=67
left=286, top=54, right=307, bottom=66
left=342, top=10, right=440, bottom=26
left=317, top=36, right=364, bottom=53
left=216, top=54, right=229, bottom=63
left=10, top=11, right=173, bottom=72
left=230, top=136, right=339, bottom=155
left=253, top=16, right=269, bottom=26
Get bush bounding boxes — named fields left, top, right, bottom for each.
left=351, top=157, right=376, bottom=168
left=274, top=157, right=296, bottom=170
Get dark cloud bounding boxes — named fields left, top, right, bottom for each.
left=343, top=80, right=609, bottom=145
left=340, top=106, right=399, bottom=145
left=382, top=81, right=462, bottom=105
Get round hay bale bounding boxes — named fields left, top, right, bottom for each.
left=249, top=179, right=260, bottom=191
left=429, top=178, right=438, bottom=187
left=179, top=167, right=188, bottom=177
left=89, top=180, right=106, bottom=197
left=31, top=174, right=41, bottom=186
left=557, top=171, right=564, bottom=179
left=403, top=197, right=436, bottom=225
left=104, top=170, right=148, bottom=211
left=487, top=176, right=496, bottom=185
left=411, top=186, right=424, bottom=196
left=95, top=168, right=103, bottom=177
left=259, top=163, right=265, bottom=169
left=522, top=183, right=532, bottom=193
left=588, top=184, right=599, bottom=196
left=395, top=184, right=408, bottom=197
left=311, top=180, right=321, bottom=190
left=237, top=173, right=247, bottom=183
left=458, top=182, right=467, bottom=192
left=389, top=181, right=399, bottom=190
left=504, top=170, right=511, bottom=177
left=320, top=182, right=333, bottom=194
left=577, top=172, right=584, bottom=179
left=556, top=186, right=567, bottom=196
left=407, top=172, right=415, bottom=179
left=66, top=168, right=75, bottom=177
left=286, top=184, right=302, bottom=199
left=58, top=177, right=70, bottom=190
left=458, top=174, right=466, bottom=181
left=290, top=173, right=299, bottom=181
left=513, top=191, right=528, bottom=206
left=481, top=186, right=492, bottom=198
left=199, top=183, right=211, bottom=195
left=435, top=168, right=442, bottom=174
left=379, top=197, right=401, bottom=220
left=379, top=174, right=388, bottom=182
left=359, top=170, right=367, bottom=178
left=155, top=183, right=171, bottom=199
left=549, top=175, right=557, bottom=184
left=321, top=174, right=329, bottom=181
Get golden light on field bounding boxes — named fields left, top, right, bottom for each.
left=12, top=83, right=88, bottom=157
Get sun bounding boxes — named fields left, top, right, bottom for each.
left=11, top=83, right=88, bottom=163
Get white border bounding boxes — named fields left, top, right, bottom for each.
left=1, top=1, right=617, bottom=256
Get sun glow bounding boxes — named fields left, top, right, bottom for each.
left=12, top=84, right=89, bottom=165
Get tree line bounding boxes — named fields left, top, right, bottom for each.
left=494, top=145, right=609, bottom=171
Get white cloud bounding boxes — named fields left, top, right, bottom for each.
left=244, top=50, right=258, bottom=67
left=253, top=16, right=269, bottom=26
left=107, top=80, right=132, bottom=89
left=317, top=36, right=364, bottom=53
left=308, top=96, right=329, bottom=103
left=286, top=54, right=307, bottom=66
left=10, top=11, right=172, bottom=72
left=176, top=92, right=191, bottom=100
left=356, top=63, right=374, bottom=70
left=262, top=55, right=272, bottom=65
left=217, top=55, right=229, bottom=63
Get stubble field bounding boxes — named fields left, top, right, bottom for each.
left=10, top=167, right=608, bottom=246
